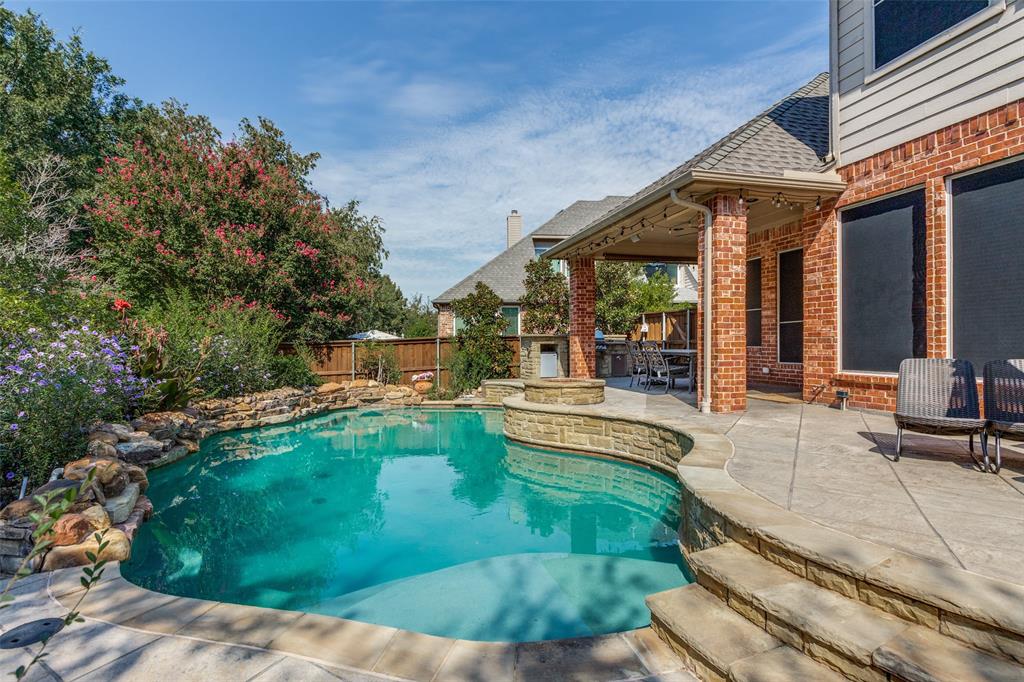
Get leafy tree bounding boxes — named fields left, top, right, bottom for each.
left=595, top=262, right=642, bottom=334
left=86, top=102, right=387, bottom=343
left=636, top=269, right=677, bottom=313
left=521, top=258, right=568, bottom=335
left=449, top=282, right=513, bottom=393
left=359, top=275, right=408, bottom=335
left=401, top=294, right=438, bottom=338
left=0, top=8, right=141, bottom=198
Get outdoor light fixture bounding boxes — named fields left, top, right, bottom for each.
left=815, top=196, right=822, bottom=211
left=738, top=190, right=745, bottom=207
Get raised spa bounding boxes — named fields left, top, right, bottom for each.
left=123, top=408, right=690, bottom=642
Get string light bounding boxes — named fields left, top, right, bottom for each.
left=814, top=196, right=822, bottom=211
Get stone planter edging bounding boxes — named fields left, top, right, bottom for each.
left=500, top=395, right=1024, bottom=662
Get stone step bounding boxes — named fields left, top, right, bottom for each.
left=728, top=646, right=846, bottom=682
left=687, top=542, right=1024, bottom=682
left=873, top=625, right=1024, bottom=682
left=645, top=583, right=842, bottom=682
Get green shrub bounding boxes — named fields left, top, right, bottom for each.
left=357, top=342, right=402, bottom=384
left=449, top=283, right=513, bottom=395
left=134, top=294, right=318, bottom=403
left=269, top=349, right=322, bottom=390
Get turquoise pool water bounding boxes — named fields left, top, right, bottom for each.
left=123, top=408, right=690, bottom=641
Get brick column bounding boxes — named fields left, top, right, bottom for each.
left=697, top=195, right=747, bottom=413
left=801, top=200, right=838, bottom=404
left=569, top=256, right=596, bottom=378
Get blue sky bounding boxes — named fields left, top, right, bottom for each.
left=13, top=1, right=829, bottom=300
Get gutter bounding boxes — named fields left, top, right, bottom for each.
left=670, top=190, right=712, bottom=414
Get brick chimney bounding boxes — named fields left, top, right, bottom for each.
left=506, top=210, right=522, bottom=248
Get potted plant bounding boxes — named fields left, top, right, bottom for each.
left=411, top=371, right=434, bottom=394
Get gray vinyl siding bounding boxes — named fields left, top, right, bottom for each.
left=833, top=0, right=1024, bottom=165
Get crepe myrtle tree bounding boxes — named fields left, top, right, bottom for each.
left=449, top=282, right=513, bottom=394
left=521, top=258, right=569, bottom=335
left=86, top=103, right=387, bottom=343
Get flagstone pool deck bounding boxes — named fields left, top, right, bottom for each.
left=2, top=380, right=1021, bottom=681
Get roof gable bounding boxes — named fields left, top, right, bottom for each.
left=433, top=196, right=626, bottom=304
left=579, top=73, right=831, bottom=232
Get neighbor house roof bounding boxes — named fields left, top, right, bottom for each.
left=568, top=72, right=832, bottom=240
left=433, top=196, right=626, bottom=305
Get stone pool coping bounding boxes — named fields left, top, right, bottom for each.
left=501, top=395, right=1024, bottom=658
left=38, top=562, right=692, bottom=681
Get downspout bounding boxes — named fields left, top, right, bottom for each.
left=670, top=190, right=712, bottom=413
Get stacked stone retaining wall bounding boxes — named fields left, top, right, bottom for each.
left=503, top=399, right=691, bottom=475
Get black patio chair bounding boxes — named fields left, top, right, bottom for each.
left=982, top=359, right=1024, bottom=474
left=642, top=342, right=688, bottom=394
left=625, top=340, right=648, bottom=388
left=894, top=358, right=989, bottom=470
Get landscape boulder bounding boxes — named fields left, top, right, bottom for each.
left=103, top=483, right=140, bottom=524
left=41, top=528, right=130, bottom=571
left=80, top=505, right=111, bottom=531
left=46, top=514, right=93, bottom=546
left=115, top=438, right=166, bottom=463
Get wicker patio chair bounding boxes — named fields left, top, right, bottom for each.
left=982, top=360, right=1024, bottom=474
left=642, top=342, right=688, bottom=394
left=626, top=340, right=648, bottom=388
left=894, top=358, right=989, bottom=470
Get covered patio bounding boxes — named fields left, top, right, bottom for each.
left=544, top=73, right=847, bottom=414
left=546, top=167, right=844, bottom=414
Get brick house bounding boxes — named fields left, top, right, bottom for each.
left=433, top=197, right=698, bottom=337
left=545, top=0, right=1023, bottom=413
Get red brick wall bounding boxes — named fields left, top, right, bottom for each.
left=568, top=256, right=596, bottom=378
left=436, top=305, right=454, bottom=338
left=802, top=99, right=1024, bottom=411
left=696, top=195, right=747, bottom=413
left=746, top=221, right=804, bottom=389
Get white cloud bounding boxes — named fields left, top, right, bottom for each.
left=309, top=35, right=826, bottom=300
left=300, top=57, right=488, bottom=121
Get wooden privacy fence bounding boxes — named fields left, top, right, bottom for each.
left=632, top=309, right=696, bottom=348
left=291, top=337, right=521, bottom=387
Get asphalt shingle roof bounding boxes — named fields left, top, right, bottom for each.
left=433, top=196, right=626, bottom=304
left=579, top=73, right=831, bottom=233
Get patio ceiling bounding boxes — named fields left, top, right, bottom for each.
left=543, top=168, right=846, bottom=262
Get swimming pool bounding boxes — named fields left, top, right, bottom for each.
left=123, top=408, right=691, bottom=642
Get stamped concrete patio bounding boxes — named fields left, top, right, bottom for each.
left=602, top=377, right=1024, bottom=585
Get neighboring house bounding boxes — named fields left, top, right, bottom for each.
left=433, top=198, right=698, bottom=338
left=546, top=0, right=1023, bottom=413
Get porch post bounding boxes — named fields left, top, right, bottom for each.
left=568, top=256, right=596, bottom=378
left=697, top=194, right=747, bottom=413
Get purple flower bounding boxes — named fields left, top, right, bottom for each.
left=4, top=472, right=14, bottom=481
left=16, top=411, right=25, bottom=418
left=9, top=424, right=18, bottom=431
